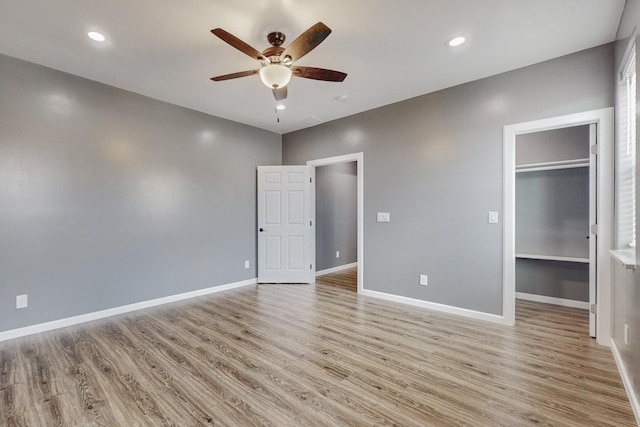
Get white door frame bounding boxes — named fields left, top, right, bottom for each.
left=503, top=108, right=614, bottom=346
left=307, top=153, right=364, bottom=293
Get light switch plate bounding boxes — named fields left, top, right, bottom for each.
left=625, top=324, right=630, bottom=345
left=488, top=211, right=499, bottom=224
left=16, top=294, right=28, bottom=309
left=377, top=212, right=391, bottom=222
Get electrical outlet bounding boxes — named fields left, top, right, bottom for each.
left=419, top=275, right=428, bottom=286
left=336, top=251, right=340, bottom=258
left=16, top=294, right=28, bottom=309
left=625, top=324, right=630, bottom=345
left=244, top=260, right=250, bottom=269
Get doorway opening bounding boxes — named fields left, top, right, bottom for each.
left=503, top=108, right=614, bottom=346
left=308, top=153, right=364, bottom=294
left=514, top=124, right=595, bottom=337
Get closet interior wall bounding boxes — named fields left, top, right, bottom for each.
left=515, top=125, right=591, bottom=306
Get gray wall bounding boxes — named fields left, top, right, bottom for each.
left=315, top=162, right=357, bottom=271
left=0, top=54, right=281, bottom=332
left=614, top=0, right=640, bottom=411
left=516, top=126, right=590, bottom=165
left=516, top=259, right=589, bottom=302
left=516, top=168, right=590, bottom=259
left=515, top=166, right=590, bottom=302
left=283, top=44, right=614, bottom=315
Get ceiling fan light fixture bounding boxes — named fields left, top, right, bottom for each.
left=259, top=64, right=292, bottom=89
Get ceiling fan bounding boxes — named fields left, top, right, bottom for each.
left=210, top=22, right=347, bottom=101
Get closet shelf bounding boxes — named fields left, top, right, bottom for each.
left=516, top=158, right=589, bottom=173
left=516, top=253, right=589, bottom=263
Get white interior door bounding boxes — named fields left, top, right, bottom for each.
left=257, top=166, right=315, bottom=283
left=588, top=123, right=597, bottom=337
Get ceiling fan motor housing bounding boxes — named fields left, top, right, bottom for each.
left=262, top=47, right=285, bottom=64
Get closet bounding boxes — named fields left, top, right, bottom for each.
left=515, top=125, right=595, bottom=318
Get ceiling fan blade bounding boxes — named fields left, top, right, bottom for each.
left=211, top=28, right=267, bottom=62
left=281, top=22, right=331, bottom=63
left=273, top=87, right=287, bottom=101
left=292, top=66, right=347, bottom=82
left=210, top=69, right=259, bottom=81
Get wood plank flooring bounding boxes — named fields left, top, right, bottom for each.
left=0, top=267, right=635, bottom=426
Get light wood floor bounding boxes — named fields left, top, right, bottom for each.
left=0, top=268, right=635, bottom=426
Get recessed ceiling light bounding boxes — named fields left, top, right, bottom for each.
left=447, top=36, right=466, bottom=47
left=88, top=31, right=106, bottom=42
left=275, top=104, right=286, bottom=110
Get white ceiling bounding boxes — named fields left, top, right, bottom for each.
left=0, top=1, right=626, bottom=134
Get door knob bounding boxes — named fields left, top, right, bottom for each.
left=259, top=228, right=265, bottom=232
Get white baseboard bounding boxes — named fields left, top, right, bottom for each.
left=360, top=289, right=509, bottom=325
left=0, top=278, right=257, bottom=342
left=611, top=339, right=640, bottom=425
left=515, top=292, right=589, bottom=310
left=316, top=262, right=358, bottom=277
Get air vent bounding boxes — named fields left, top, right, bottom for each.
left=303, top=116, right=322, bottom=125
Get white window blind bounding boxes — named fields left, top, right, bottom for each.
left=615, top=47, right=636, bottom=249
